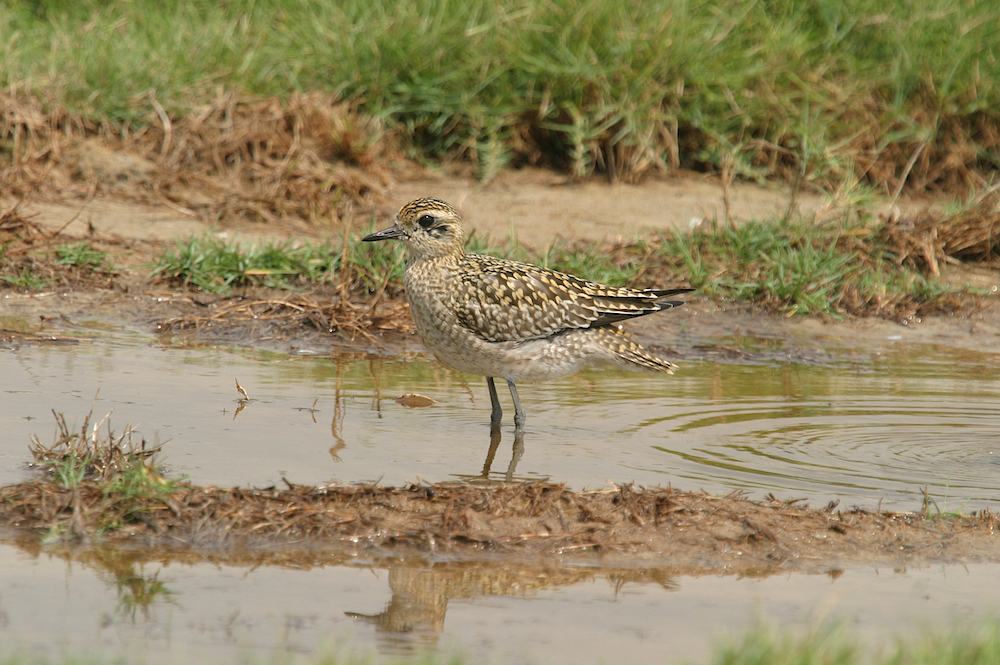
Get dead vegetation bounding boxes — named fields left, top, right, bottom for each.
left=744, top=103, right=1000, bottom=197
left=0, top=203, right=125, bottom=290
left=853, top=108, right=1000, bottom=197
left=2, top=410, right=998, bottom=570
left=1, top=91, right=401, bottom=227
left=878, top=187, right=1000, bottom=277
left=153, top=286, right=415, bottom=344
left=3, top=88, right=1000, bottom=232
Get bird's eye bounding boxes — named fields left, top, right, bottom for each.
left=417, top=214, right=435, bottom=229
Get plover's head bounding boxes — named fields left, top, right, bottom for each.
left=363, top=198, right=466, bottom=260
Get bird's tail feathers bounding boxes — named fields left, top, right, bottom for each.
left=598, top=327, right=679, bottom=374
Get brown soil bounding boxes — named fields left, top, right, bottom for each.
left=4, top=472, right=999, bottom=573
left=0, top=164, right=952, bottom=249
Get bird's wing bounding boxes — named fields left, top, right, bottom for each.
left=453, top=255, right=688, bottom=342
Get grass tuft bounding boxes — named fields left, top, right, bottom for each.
left=651, top=219, right=963, bottom=318
left=28, top=404, right=177, bottom=540
left=1, top=265, right=50, bottom=291
left=54, top=243, right=110, bottom=270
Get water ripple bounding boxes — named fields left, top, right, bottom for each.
left=642, top=396, right=1000, bottom=505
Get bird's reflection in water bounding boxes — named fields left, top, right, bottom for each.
left=328, top=358, right=347, bottom=461
left=346, top=564, right=680, bottom=656
left=480, top=422, right=525, bottom=481
left=449, top=421, right=532, bottom=484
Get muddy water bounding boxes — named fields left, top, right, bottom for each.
left=2, top=334, right=999, bottom=510
left=3, top=543, right=1000, bottom=665
left=3, top=329, right=1000, bottom=663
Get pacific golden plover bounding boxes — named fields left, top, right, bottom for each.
left=363, top=198, right=693, bottom=431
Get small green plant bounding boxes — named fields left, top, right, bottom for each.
left=42, top=446, right=95, bottom=489
left=1, top=266, right=49, bottom=290
left=30, top=406, right=178, bottom=539
left=919, top=483, right=971, bottom=520
left=32, top=409, right=173, bottom=495
left=55, top=243, right=110, bottom=270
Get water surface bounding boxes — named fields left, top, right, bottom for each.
left=2, top=335, right=998, bottom=510
left=2, top=542, right=999, bottom=665
left=3, top=330, right=1000, bottom=663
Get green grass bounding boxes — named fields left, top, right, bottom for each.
left=1, top=621, right=1000, bottom=664
left=147, top=216, right=967, bottom=319
left=32, top=414, right=173, bottom=495
left=654, top=219, right=954, bottom=317
left=920, top=484, right=972, bottom=520
left=538, top=242, right=643, bottom=287
left=54, top=243, right=111, bottom=270
left=2, top=0, right=998, bottom=186
left=0, top=243, right=114, bottom=292
left=147, top=228, right=652, bottom=297
left=30, top=407, right=179, bottom=540
left=148, top=235, right=342, bottom=294
left=1, top=266, right=49, bottom=290
left=705, top=621, right=1000, bottom=665
left=147, top=228, right=520, bottom=295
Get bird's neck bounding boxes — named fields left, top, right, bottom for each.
left=406, top=246, right=464, bottom=267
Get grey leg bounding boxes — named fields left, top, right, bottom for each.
left=506, top=378, right=526, bottom=430
left=481, top=419, right=502, bottom=478
left=506, top=426, right=524, bottom=482
left=487, top=377, right=503, bottom=426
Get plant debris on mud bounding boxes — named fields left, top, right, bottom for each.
left=0, top=204, right=127, bottom=292
left=878, top=187, right=1000, bottom=277
left=2, top=411, right=998, bottom=573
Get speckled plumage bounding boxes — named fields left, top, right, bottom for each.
left=363, top=197, right=693, bottom=429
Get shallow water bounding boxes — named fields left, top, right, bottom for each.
left=3, top=329, right=1000, bottom=663
left=2, top=334, right=999, bottom=510
left=3, top=541, right=1000, bottom=665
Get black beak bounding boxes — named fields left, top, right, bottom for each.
left=362, top=224, right=406, bottom=242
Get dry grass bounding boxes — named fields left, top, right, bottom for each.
left=0, top=202, right=121, bottom=290
left=878, top=187, right=1000, bottom=277
left=1, top=91, right=402, bottom=226
left=0, top=201, right=44, bottom=244
left=154, top=287, right=415, bottom=344
left=3, top=84, right=1000, bottom=233
left=698, top=88, right=1000, bottom=198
